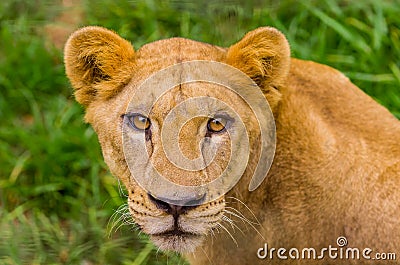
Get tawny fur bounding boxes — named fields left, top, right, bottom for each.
left=64, top=26, right=400, bottom=264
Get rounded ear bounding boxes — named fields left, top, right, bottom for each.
left=64, top=26, right=136, bottom=107
left=226, top=27, right=290, bottom=110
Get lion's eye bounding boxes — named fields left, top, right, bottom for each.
left=207, top=117, right=227, bottom=133
left=126, top=114, right=151, bottom=131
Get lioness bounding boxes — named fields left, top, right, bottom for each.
left=64, top=26, right=400, bottom=264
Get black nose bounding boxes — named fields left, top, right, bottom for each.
left=148, top=193, right=205, bottom=216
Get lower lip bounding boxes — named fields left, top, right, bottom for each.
left=154, top=231, right=201, bottom=237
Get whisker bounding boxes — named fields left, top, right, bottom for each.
left=225, top=197, right=266, bottom=241
left=114, top=219, right=128, bottom=233
left=107, top=204, right=129, bottom=236
left=226, top=196, right=261, bottom=225
left=224, top=206, right=259, bottom=225
left=107, top=203, right=140, bottom=237
left=190, top=248, right=197, bottom=261
left=107, top=208, right=120, bottom=229
left=221, top=214, right=235, bottom=230
left=155, top=245, right=163, bottom=256
left=222, top=214, right=245, bottom=234
left=209, top=228, right=215, bottom=245
left=223, top=209, right=265, bottom=241
left=213, top=225, right=221, bottom=235
left=116, top=213, right=132, bottom=229
left=216, top=223, right=238, bottom=247
left=200, top=245, right=213, bottom=265
left=121, top=214, right=136, bottom=225
left=117, top=178, right=128, bottom=198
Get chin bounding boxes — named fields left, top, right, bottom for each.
left=150, top=233, right=205, bottom=253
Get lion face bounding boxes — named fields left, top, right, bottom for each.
left=64, top=26, right=290, bottom=253
left=125, top=83, right=250, bottom=252
left=125, top=92, right=229, bottom=252
left=96, top=80, right=259, bottom=252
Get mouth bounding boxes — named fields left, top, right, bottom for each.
left=150, top=228, right=204, bottom=253
left=129, top=193, right=225, bottom=253
left=154, top=228, right=201, bottom=237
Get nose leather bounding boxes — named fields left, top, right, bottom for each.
left=148, top=193, right=205, bottom=217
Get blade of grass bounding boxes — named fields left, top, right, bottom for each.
left=389, top=62, right=400, bottom=82
left=303, top=3, right=371, bottom=54
left=129, top=242, right=154, bottom=265
left=371, top=1, right=388, bottom=50
left=346, top=72, right=395, bottom=83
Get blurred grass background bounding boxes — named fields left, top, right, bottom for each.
left=0, top=0, right=399, bottom=264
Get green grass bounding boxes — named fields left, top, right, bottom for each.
left=0, top=0, right=399, bottom=264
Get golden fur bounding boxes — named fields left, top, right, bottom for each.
left=64, top=26, right=400, bottom=264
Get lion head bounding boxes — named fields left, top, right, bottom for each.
left=64, top=26, right=290, bottom=253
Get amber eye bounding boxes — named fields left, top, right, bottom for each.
left=126, top=114, right=151, bottom=131
left=207, top=117, right=227, bottom=133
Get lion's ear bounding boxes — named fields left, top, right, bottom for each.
left=64, top=26, right=135, bottom=107
left=226, top=27, right=290, bottom=109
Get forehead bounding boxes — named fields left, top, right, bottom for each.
left=151, top=82, right=247, bottom=114
left=136, top=37, right=227, bottom=63
left=128, top=38, right=227, bottom=86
